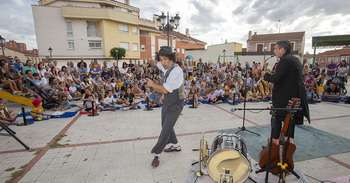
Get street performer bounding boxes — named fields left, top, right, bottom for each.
left=262, top=40, right=310, bottom=141
left=147, top=46, right=185, bottom=167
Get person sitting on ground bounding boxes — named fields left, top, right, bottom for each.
left=122, top=87, right=137, bottom=109
left=78, top=87, right=97, bottom=113
left=321, top=82, right=341, bottom=101
left=131, top=83, right=143, bottom=98
left=239, top=85, right=247, bottom=102
left=247, top=86, right=262, bottom=101
left=100, top=90, right=116, bottom=111
left=52, top=94, right=71, bottom=111
left=307, top=87, right=319, bottom=103
left=198, top=84, right=207, bottom=102
left=214, top=84, right=225, bottom=102
left=0, top=102, right=18, bottom=125
left=187, top=87, right=199, bottom=107
left=146, top=86, right=163, bottom=107
left=105, top=78, right=113, bottom=92
left=207, top=88, right=217, bottom=104
left=31, top=99, right=49, bottom=120
left=0, top=68, right=20, bottom=94
left=305, top=74, right=317, bottom=90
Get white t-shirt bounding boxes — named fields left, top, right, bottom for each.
left=69, top=86, right=77, bottom=92
left=103, top=96, right=116, bottom=104
left=337, top=65, right=349, bottom=77
left=157, top=62, right=184, bottom=93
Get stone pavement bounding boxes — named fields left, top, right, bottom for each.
left=1, top=87, right=350, bottom=183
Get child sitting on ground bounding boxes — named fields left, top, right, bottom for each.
left=198, top=84, right=207, bottom=102
left=78, top=87, right=97, bottom=112
left=100, top=90, right=116, bottom=111
left=0, top=102, right=18, bottom=125
left=207, top=89, right=217, bottom=104
left=307, top=87, right=320, bottom=103
left=187, top=87, right=199, bottom=107
left=31, top=99, right=49, bottom=120
left=247, top=86, right=262, bottom=101
left=122, top=87, right=136, bottom=109
left=53, top=94, right=71, bottom=111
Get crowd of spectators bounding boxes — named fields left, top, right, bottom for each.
left=0, top=55, right=349, bottom=124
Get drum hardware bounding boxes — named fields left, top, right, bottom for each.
left=220, top=169, right=233, bottom=183
left=195, top=133, right=251, bottom=183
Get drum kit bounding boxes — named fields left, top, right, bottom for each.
left=194, top=133, right=252, bottom=183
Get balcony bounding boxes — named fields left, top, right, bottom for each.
left=62, top=6, right=139, bottom=25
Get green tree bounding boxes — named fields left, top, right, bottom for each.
left=110, top=47, right=126, bottom=60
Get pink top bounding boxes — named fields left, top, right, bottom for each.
left=208, top=93, right=216, bottom=100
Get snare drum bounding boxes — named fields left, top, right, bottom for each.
left=207, top=134, right=251, bottom=183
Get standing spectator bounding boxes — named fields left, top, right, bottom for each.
left=67, top=61, right=77, bottom=73
left=120, top=62, right=128, bottom=76
left=326, top=59, right=337, bottom=79
left=337, top=60, right=349, bottom=82
left=101, top=61, right=108, bottom=71
left=77, top=57, right=87, bottom=68
left=197, top=58, right=204, bottom=70
left=78, top=63, right=88, bottom=81
left=312, top=63, right=320, bottom=75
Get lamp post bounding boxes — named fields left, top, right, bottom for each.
left=115, top=47, right=119, bottom=68
left=48, top=47, right=53, bottom=62
left=0, top=35, right=5, bottom=60
left=263, top=43, right=267, bottom=61
left=223, top=49, right=226, bottom=63
left=155, top=12, right=180, bottom=47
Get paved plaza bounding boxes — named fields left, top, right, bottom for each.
left=1, top=85, right=350, bottom=183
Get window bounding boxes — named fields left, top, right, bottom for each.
left=141, top=45, right=146, bottom=52
left=291, top=42, right=295, bottom=51
left=346, top=56, right=349, bottom=63
left=66, top=21, right=73, bottom=36
left=120, top=42, right=129, bottom=51
left=140, top=31, right=148, bottom=36
left=182, top=49, right=185, bottom=54
left=87, top=21, right=101, bottom=37
left=119, top=24, right=128, bottom=33
left=177, top=48, right=180, bottom=53
left=132, top=43, right=138, bottom=51
left=132, top=26, right=137, bottom=35
left=88, top=40, right=102, bottom=49
left=68, top=40, right=74, bottom=49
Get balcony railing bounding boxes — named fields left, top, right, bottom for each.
left=235, top=50, right=299, bottom=55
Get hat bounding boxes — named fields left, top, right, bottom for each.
left=156, top=46, right=175, bottom=55
left=32, top=99, right=42, bottom=107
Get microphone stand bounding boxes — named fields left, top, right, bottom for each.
left=143, top=96, right=153, bottom=111
left=189, top=94, right=198, bottom=109
left=235, top=62, right=260, bottom=136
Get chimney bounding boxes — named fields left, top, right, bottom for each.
left=254, top=32, right=257, bottom=35
left=124, top=0, right=130, bottom=5
left=248, top=31, right=252, bottom=40
left=186, top=28, right=190, bottom=37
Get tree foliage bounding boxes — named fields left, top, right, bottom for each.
left=110, top=47, right=126, bottom=60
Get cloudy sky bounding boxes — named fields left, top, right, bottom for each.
left=1, top=0, right=350, bottom=54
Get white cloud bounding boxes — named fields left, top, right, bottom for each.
left=1, top=0, right=350, bottom=53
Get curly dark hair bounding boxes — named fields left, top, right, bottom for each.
left=155, top=53, right=176, bottom=62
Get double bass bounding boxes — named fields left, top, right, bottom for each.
left=258, top=98, right=300, bottom=175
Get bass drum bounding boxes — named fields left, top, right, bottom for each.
left=207, top=134, right=250, bottom=183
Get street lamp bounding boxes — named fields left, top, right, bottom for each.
left=223, top=49, right=226, bottom=63
left=48, top=47, right=53, bottom=62
left=0, top=35, right=5, bottom=60
left=263, top=43, right=267, bottom=60
left=155, top=12, right=180, bottom=47
left=115, top=47, right=119, bottom=68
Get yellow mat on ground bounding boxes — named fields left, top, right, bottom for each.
left=0, top=91, right=34, bottom=107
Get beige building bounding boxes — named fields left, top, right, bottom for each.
left=32, top=0, right=153, bottom=61
left=32, top=0, right=205, bottom=65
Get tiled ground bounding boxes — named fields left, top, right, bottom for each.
left=1, top=83, right=350, bottom=183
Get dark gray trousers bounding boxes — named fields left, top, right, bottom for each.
left=151, top=99, right=184, bottom=154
